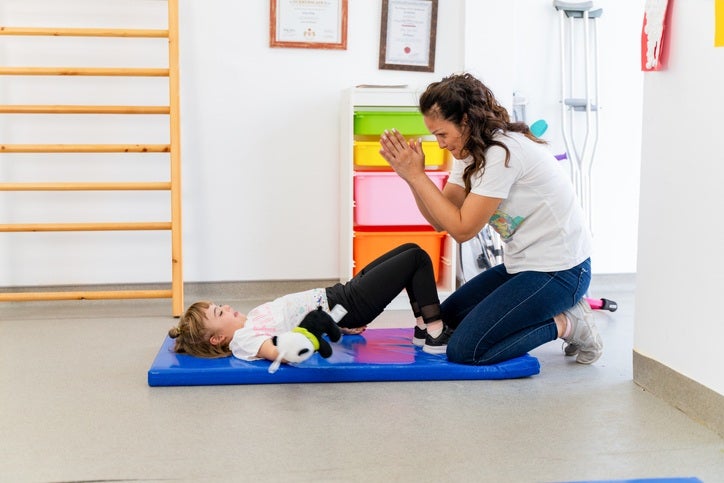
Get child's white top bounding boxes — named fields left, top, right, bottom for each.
left=228, top=288, right=329, bottom=361
left=447, top=131, right=592, bottom=273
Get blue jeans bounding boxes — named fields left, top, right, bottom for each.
left=442, top=258, right=591, bottom=365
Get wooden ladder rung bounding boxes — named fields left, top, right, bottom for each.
left=0, top=67, right=169, bottom=77
left=0, top=222, right=172, bottom=232
left=0, top=144, right=170, bottom=153
left=0, top=289, right=173, bottom=302
left=0, top=27, right=169, bottom=38
left=0, top=105, right=170, bottom=114
left=0, top=182, right=172, bottom=191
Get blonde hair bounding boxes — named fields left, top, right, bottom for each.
left=168, top=301, right=232, bottom=358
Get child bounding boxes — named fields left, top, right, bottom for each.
left=168, top=243, right=449, bottom=365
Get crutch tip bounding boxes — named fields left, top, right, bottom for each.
left=600, top=298, right=618, bottom=312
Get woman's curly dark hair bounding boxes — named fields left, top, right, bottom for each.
left=419, top=73, right=545, bottom=193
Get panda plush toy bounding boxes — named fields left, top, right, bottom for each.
left=268, top=306, right=344, bottom=373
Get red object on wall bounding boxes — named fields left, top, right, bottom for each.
left=641, top=0, right=674, bottom=71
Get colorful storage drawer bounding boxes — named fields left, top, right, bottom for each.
left=354, top=108, right=429, bottom=136
left=353, top=229, right=446, bottom=281
left=354, top=141, right=446, bottom=168
left=354, top=171, right=448, bottom=226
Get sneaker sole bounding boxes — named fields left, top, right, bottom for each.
left=576, top=350, right=602, bottom=364
left=412, top=337, right=426, bottom=347
left=422, top=345, right=447, bottom=355
left=576, top=337, right=603, bottom=364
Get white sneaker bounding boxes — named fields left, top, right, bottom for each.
left=562, top=299, right=603, bottom=364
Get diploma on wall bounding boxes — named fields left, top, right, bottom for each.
left=270, top=0, right=348, bottom=50
left=379, top=0, right=438, bottom=72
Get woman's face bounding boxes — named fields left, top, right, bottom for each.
left=204, top=303, right=246, bottom=346
left=424, top=114, right=468, bottom=159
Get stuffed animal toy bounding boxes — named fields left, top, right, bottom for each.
left=268, top=306, right=345, bottom=374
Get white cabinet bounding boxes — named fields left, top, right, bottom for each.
left=338, top=86, right=458, bottom=306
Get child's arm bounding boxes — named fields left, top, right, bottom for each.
left=256, top=338, right=280, bottom=362
left=255, top=333, right=318, bottom=363
left=254, top=331, right=318, bottom=364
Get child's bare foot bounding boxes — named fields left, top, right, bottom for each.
left=339, top=326, right=367, bottom=335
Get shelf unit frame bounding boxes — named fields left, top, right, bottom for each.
left=339, top=87, right=457, bottom=308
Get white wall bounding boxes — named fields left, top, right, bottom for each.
left=177, top=0, right=464, bottom=282
left=0, top=0, right=639, bottom=289
left=464, top=0, right=643, bottom=276
left=635, top=0, right=724, bottom=395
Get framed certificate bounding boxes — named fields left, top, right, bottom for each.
left=379, top=0, right=438, bottom=72
left=270, top=0, right=348, bottom=50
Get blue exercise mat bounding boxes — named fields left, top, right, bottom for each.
left=561, top=479, right=702, bottom=483
left=148, top=328, right=540, bottom=386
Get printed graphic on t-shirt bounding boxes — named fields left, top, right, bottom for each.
left=488, top=210, right=524, bottom=240
left=247, top=304, right=277, bottom=338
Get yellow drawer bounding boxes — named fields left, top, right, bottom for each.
left=354, top=141, right=446, bottom=168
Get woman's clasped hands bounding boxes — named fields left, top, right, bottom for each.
left=379, top=129, right=427, bottom=181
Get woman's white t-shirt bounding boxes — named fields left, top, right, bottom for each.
left=447, top=131, right=592, bottom=273
left=228, top=288, right=329, bottom=361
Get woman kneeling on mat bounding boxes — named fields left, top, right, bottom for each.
left=169, top=243, right=446, bottom=364
left=379, top=73, right=603, bottom=365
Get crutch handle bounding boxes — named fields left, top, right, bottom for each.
left=554, top=1, right=593, bottom=13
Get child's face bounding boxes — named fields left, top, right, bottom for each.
left=204, top=303, right=247, bottom=347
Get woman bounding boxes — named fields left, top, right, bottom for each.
left=379, top=72, right=602, bottom=365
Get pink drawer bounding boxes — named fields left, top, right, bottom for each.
left=353, top=171, right=448, bottom=226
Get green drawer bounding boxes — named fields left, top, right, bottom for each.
left=354, top=108, right=429, bottom=136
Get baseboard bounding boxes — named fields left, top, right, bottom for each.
left=184, top=280, right=339, bottom=301
left=0, top=280, right=338, bottom=300
left=633, top=349, right=724, bottom=438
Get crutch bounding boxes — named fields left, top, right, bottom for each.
left=554, top=2, right=616, bottom=313
left=554, top=0, right=602, bottom=230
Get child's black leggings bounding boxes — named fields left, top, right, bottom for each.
left=326, top=243, right=441, bottom=328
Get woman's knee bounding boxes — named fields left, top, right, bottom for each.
left=445, top=335, right=474, bottom=364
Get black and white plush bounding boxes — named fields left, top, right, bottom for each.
left=268, top=307, right=343, bottom=373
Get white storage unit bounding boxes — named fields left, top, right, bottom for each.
left=339, top=86, right=458, bottom=306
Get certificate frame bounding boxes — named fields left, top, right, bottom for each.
left=270, top=0, right=348, bottom=50
left=379, top=0, right=438, bottom=72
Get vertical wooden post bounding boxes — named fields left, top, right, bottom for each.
left=168, top=0, right=184, bottom=317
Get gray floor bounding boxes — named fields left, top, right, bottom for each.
left=1, top=274, right=722, bottom=483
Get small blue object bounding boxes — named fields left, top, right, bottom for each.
left=148, top=328, right=540, bottom=386
left=530, top=119, right=548, bottom=137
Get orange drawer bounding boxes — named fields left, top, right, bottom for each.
left=353, top=229, right=446, bottom=281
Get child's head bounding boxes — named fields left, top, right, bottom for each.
left=169, top=300, right=236, bottom=358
